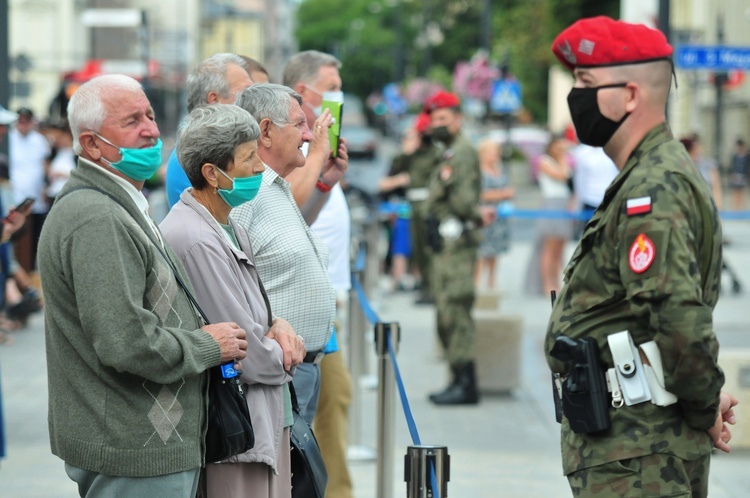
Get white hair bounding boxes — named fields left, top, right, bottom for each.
left=67, top=74, right=144, bottom=154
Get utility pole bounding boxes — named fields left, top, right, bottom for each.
left=0, top=0, right=9, bottom=158
left=714, top=12, right=728, bottom=169
left=480, top=0, right=492, bottom=51
left=657, top=0, right=670, bottom=118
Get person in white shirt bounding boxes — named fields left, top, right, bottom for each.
left=283, top=50, right=356, bottom=498
left=9, top=107, right=50, bottom=272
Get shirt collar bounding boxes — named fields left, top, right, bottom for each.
left=79, top=157, right=150, bottom=217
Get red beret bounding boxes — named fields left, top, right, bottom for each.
left=423, top=91, right=461, bottom=113
left=414, top=112, right=431, bottom=133
left=552, top=16, right=672, bottom=71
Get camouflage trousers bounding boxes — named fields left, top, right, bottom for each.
left=410, top=206, right=431, bottom=291
left=432, top=245, right=476, bottom=367
left=567, top=453, right=710, bottom=497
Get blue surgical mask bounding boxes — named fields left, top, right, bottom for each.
left=94, top=133, right=163, bottom=181
left=216, top=167, right=263, bottom=207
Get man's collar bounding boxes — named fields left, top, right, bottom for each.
left=79, top=157, right=149, bottom=214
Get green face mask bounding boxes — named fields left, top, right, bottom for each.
left=216, top=167, right=263, bottom=207
left=95, top=133, right=163, bottom=181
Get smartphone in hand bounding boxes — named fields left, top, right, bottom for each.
left=3, top=197, right=34, bottom=223
left=321, top=100, right=343, bottom=158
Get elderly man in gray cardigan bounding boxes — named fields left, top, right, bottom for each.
left=38, top=74, right=248, bottom=498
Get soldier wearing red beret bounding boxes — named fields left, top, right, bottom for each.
left=545, top=16, right=738, bottom=497
left=422, top=90, right=485, bottom=405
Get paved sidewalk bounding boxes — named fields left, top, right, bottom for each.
left=1, top=217, right=749, bottom=497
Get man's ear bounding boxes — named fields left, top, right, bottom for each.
left=206, top=91, right=220, bottom=105
left=78, top=132, right=102, bottom=161
left=624, top=83, right=639, bottom=113
left=294, top=82, right=308, bottom=99
left=258, top=118, right=274, bottom=148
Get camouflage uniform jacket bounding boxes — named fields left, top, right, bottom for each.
left=545, top=123, right=724, bottom=475
left=424, top=133, right=482, bottom=248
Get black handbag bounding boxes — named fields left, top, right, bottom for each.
left=204, top=366, right=255, bottom=462
left=163, top=252, right=255, bottom=463
left=290, top=383, right=328, bottom=498
left=158, top=246, right=255, bottom=463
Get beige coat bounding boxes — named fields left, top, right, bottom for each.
left=160, top=190, right=293, bottom=472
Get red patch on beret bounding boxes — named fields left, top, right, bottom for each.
left=423, top=91, right=461, bottom=113
left=414, top=112, right=431, bottom=133
left=552, top=16, right=673, bottom=71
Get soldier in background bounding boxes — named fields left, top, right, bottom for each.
left=546, top=16, right=737, bottom=496
left=423, top=91, right=484, bottom=406
left=379, top=112, right=437, bottom=298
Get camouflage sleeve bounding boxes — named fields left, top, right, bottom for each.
left=431, top=146, right=481, bottom=221
left=389, top=153, right=411, bottom=176
left=616, top=175, right=722, bottom=430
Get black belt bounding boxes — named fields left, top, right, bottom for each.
left=303, top=350, right=325, bottom=364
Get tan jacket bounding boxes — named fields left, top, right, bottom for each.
left=160, top=189, right=293, bottom=472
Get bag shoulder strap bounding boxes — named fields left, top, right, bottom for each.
left=58, top=186, right=210, bottom=325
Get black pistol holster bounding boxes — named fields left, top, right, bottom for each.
left=425, top=215, right=443, bottom=252
left=551, top=336, right=611, bottom=434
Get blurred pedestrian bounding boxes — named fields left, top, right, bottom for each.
left=9, top=107, right=50, bottom=274
left=474, top=139, right=514, bottom=291
left=378, top=123, right=421, bottom=292
left=570, top=142, right=618, bottom=236
left=161, top=104, right=304, bottom=497
left=534, top=135, right=574, bottom=295
left=45, top=120, right=76, bottom=201
left=728, top=138, right=749, bottom=211
left=165, top=53, right=253, bottom=208
left=547, top=16, right=737, bottom=497
left=423, top=91, right=483, bottom=406
left=38, top=74, right=248, bottom=497
left=681, top=135, right=723, bottom=210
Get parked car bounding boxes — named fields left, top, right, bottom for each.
left=342, top=125, right=378, bottom=159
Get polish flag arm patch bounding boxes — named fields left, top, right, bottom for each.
left=626, top=196, right=652, bottom=216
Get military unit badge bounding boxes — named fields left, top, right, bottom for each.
left=629, top=233, right=655, bottom=274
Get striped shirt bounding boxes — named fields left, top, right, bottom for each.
left=232, top=167, right=336, bottom=351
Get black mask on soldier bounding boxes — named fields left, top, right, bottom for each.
left=420, top=134, right=433, bottom=147
left=431, top=126, right=454, bottom=145
left=567, top=84, right=630, bottom=147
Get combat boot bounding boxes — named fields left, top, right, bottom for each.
left=428, top=362, right=479, bottom=405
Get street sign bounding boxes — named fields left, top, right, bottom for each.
left=676, top=45, right=750, bottom=71
left=490, top=79, right=522, bottom=114
left=81, top=9, right=143, bottom=28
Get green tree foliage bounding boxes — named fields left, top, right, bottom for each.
left=295, top=0, right=619, bottom=122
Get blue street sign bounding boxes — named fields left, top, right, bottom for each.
left=490, top=79, right=522, bottom=114
left=676, top=45, right=750, bottom=71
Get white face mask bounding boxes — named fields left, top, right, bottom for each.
left=305, top=85, right=344, bottom=116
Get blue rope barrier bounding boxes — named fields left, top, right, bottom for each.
left=378, top=201, right=750, bottom=221
left=352, top=274, right=441, bottom=498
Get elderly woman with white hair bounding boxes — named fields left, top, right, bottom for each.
left=160, top=104, right=305, bottom=497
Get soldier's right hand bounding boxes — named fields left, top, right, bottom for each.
left=203, top=322, right=248, bottom=363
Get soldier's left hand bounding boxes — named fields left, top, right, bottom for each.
left=480, top=206, right=497, bottom=226
left=709, top=391, right=739, bottom=453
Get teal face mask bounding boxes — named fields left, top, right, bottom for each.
left=215, top=167, right=263, bottom=207
left=95, top=133, right=163, bottom=181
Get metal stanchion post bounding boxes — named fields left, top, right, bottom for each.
left=404, top=445, right=450, bottom=497
left=347, top=269, right=377, bottom=461
left=375, top=322, right=399, bottom=498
